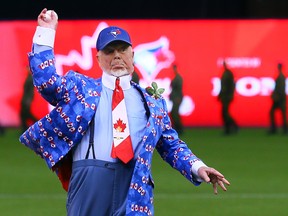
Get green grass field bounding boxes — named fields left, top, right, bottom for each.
left=0, top=127, right=287, bottom=216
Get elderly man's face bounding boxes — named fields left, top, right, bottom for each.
left=97, top=41, right=134, bottom=77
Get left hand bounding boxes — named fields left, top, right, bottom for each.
left=198, top=166, right=230, bottom=194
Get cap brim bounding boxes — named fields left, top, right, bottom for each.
left=98, top=40, right=132, bottom=51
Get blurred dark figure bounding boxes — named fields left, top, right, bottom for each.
left=169, top=64, right=184, bottom=134
left=268, top=63, right=287, bottom=134
left=131, top=70, right=140, bottom=84
left=218, top=61, right=238, bottom=135
left=0, top=123, right=5, bottom=135
left=20, top=66, right=38, bottom=133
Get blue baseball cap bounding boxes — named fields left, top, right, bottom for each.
left=96, top=26, right=132, bottom=51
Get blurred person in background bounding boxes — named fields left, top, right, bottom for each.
left=0, top=123, right=5, bottom=135
left=19, top=8, right=230, bottom=216
left=169, top=64, right=184, bottom=134
left=131, top=68, right=140, bottom=84
left=20, top=66, right=38, bottom=133
left=268, top=63, right=287, bottom=134
left=218, top=61, right=238, bottom=135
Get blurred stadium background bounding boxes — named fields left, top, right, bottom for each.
left=1, top=0, right=288, bottom=20
left=1, top=1, right=288, bottom=215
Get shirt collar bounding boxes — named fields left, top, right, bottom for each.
left=102, top=72, right=132, bottom=90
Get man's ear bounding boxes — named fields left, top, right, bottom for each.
left=96, top=54, right=102, bottom=69
left=96, top=54, right=100, bottom=62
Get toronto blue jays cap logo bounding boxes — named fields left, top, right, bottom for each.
left=96, top=26, right=132, bottom=51
left=110, top=29, right=121, bottom=38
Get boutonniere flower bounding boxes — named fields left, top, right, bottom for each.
left=145, top=82, right=165, bottom=99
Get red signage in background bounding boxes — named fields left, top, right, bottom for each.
left=1, top=19, right=288, bottom=127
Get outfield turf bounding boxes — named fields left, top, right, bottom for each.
left=0, top=127, right=287, bottom=216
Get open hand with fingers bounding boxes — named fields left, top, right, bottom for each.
left=198, top=166, right=230, bottom=194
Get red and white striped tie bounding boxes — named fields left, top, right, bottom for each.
left=111, top=77, right=134, bottom=163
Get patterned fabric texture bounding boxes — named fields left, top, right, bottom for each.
left=19, top=49, right=203, bottom=215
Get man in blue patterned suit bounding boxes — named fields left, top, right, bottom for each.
left=20, top=8, right=230, bottom=216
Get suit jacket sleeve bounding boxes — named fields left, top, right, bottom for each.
left=153, top=97, right=203, bottom=185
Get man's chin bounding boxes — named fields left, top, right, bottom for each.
left=111, top=70, right=130, bottom=77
